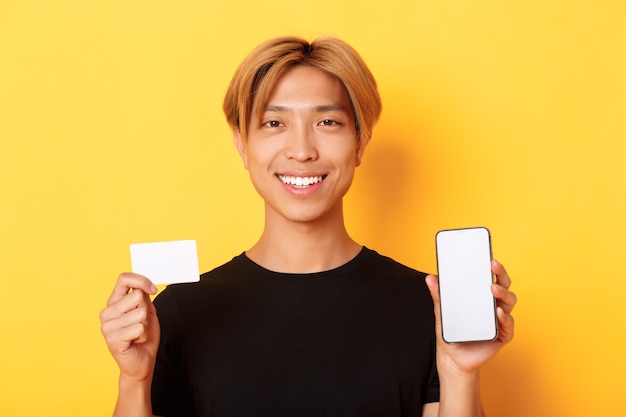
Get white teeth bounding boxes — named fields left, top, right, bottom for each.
left=278, top=175, right=324, bottom=188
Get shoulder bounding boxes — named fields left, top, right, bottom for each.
left=359, top=247, right=429, bottom=280
left=354, top=248, right=435, bottom=332
left=352, top=248, right=432, bottom=304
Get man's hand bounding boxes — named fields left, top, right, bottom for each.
left=99, top=273, right=161, bottom=383
left=425, top=259, right=517, bottom=374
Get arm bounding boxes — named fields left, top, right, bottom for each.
left=424, top=259, right=517, bottom=417
left=114, top=375, right=156, bottom=417
left=99, top=273, right=161, bottom=417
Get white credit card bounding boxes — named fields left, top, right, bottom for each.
left=130, top=240, right=200, bottom=285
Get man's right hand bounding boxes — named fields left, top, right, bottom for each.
left=99, top=273, right=161, bottom=383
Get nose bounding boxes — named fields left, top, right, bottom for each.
left=285, top=123, right=319, bottom=162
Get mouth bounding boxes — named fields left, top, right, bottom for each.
left=277, top=174, right=326, bottom=189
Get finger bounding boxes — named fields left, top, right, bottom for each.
left=425, top=275, right=443, bottom=339
left=425, top=274, right=440, bottom=308
left=100, top=288, right=152, bottom=322
left=101, top=298, right=156, bottom=349
left=496, top=306, right=515, bottom=344
left=491, top=259, right=512, bottom=289
left=104, top=321, right=151, bottom=351
left=101, top=303, right=150, bottom=336
left=491, top=284, right=518, bottom=314
left=107, top=273, right=157, bottom=307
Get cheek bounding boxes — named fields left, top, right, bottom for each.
left=244, top=145, right=275, bottom=174
left=336, top=144, right=361, bottom=168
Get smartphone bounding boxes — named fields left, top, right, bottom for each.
left=435, top=227, right=497, bottom=343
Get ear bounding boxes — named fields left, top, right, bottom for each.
left=355, top=135, right=371, bottom=167
left=233, top=129, right=249, bottom=170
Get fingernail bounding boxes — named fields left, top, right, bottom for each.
left=150, top=284, right=158, bottom=294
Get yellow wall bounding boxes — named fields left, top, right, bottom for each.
left=1, top=1, right=624, bottom=415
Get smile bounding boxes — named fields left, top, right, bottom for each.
left=277, top=174, right=326, bottom=188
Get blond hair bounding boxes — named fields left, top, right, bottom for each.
left=223, top=36, right=382, bottom=155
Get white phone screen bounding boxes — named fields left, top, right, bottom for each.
left=435, top=227, right=497, bottom=343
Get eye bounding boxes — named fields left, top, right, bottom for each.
left=319, top=119, right=339, bottom=126
left=263, top=120, right=283, bottom=128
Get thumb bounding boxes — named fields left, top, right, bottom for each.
left=425, top=274, right=440, bottom=308
left=425, top=274, right=443, bottom=338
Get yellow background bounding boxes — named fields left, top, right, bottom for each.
left=1, top=0, right=625, bottom=415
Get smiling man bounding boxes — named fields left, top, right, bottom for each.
left=100, top=36, right=517, bottom=417
left=232, top=64, right=363, bottom=272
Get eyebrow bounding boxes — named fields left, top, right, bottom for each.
left=264, top=104, right=348, bottom=113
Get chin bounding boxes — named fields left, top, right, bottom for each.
left=275, top=205, right=338, bottom=225
left=284, top=212, right=328, bottom=224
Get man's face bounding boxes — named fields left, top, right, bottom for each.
left=235, top=65, right=360, bottom=226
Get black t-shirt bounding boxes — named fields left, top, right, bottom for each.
left=152, top=247, right=439, bottom=417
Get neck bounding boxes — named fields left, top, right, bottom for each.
left=245, top=206, right=361, bottom=273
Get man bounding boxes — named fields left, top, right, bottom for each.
left=100, top=36, right=517, bottom=417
